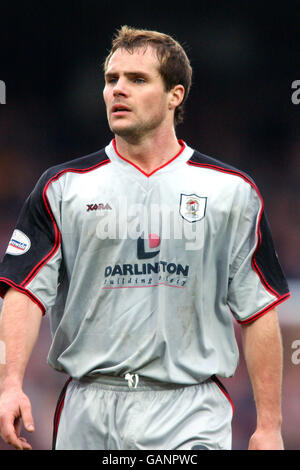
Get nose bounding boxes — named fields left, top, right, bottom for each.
left=112, top=78, right=128, bottom=97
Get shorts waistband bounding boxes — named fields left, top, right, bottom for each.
left=76, top=373, right=212, bottom=392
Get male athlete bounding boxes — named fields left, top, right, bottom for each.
left=0, top=26, right=290, bottom=450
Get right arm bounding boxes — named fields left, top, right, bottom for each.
left=0, top=288, right=43, bottom=450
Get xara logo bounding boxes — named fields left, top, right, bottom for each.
left=137, top=233, right=160, bottom=259
left=87, top=203, right=112, bottom=212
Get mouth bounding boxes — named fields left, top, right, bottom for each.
left=111, top=104, right=131, bottom=116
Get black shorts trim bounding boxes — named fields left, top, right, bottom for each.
left=211, top=375, right=234, bottom=415
left=52, top=377, right=72, bottom=450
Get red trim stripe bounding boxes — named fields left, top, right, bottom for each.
left=52, top=377, right=72, bottom=449
left=187, top=161, right=259, bottom=188
left=211, top=375, right=235, bottom=415
left=102, top=282, right=185, bottom=290
left=0, top=277, right=46, bottom=314
left=112, top=139, right=186, bottom=177
left=54, top=394, right=66, bottom=437
left=8, top=244, right=26, bottom=251
left=187, top=160, right=281, bottom=299
left=20, top=159, right=110, bottom=288
left=237, top=293, right=291, bottom=325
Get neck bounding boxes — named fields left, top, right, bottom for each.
left=114, top=128, right=182, bottom=174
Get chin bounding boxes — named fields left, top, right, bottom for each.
left=110, top=123, right=141, bottom=139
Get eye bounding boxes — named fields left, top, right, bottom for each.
left=133, top=77, right=146, bottom=84
left=106, top=77, right=118, bottom=84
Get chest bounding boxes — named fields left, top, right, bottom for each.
left=59, top=165, right=237, bottom=252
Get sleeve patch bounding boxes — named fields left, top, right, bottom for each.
left=5, top=230, right=31, bottom=256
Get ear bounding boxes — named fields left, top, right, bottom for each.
left=168, top=85, right=185, bottom=111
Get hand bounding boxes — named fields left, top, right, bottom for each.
left=0, top=388, right=35, bottom=450
left=248, top=428, right=284, bottom=450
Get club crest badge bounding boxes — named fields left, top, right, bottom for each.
left=179, top=194, right=207, bottom=223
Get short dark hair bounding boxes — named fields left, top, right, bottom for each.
left=104, top=25, right=193, bottom=125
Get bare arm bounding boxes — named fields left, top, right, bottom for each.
left=0, top=288, right=43, bottom=450
left=241, top=308, right=284, bottom=450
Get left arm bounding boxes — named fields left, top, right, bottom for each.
left=241, top=308, right=284, bottom=450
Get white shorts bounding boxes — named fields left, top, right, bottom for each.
left=53, top=375, right=233, bottom=450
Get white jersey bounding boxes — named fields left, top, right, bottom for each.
left=0, top=140, right=290, bottom=384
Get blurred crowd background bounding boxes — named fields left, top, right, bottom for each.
left=0, top=1, right=299, bottom=450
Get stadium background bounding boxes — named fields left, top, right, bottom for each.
left=0, top=0, right=299, bottom=450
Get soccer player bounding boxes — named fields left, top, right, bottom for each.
left=0, top=26, right=290, bottom=450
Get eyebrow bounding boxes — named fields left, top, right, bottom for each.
left=105, top=71, right=151, bottom=80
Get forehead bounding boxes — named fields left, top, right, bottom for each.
left=106, top=46, right=160, bottom=74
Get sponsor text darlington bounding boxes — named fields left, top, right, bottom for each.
left=103, top=260, right=190, bottom=288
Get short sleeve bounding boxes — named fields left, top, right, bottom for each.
left=0, top=171, right=62, bottom=314
left=227, top=184, right=290, bottom=324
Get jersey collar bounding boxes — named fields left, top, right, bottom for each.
left=105, top=139, right=194, bottom=177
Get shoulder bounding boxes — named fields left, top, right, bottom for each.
left=32, top=147, right=110, bottom=197
left=188, top=149, right=255, bottom=186
left=188, top=149, right=262, bottom=199
left=42, top=147, right=110, bottom=183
